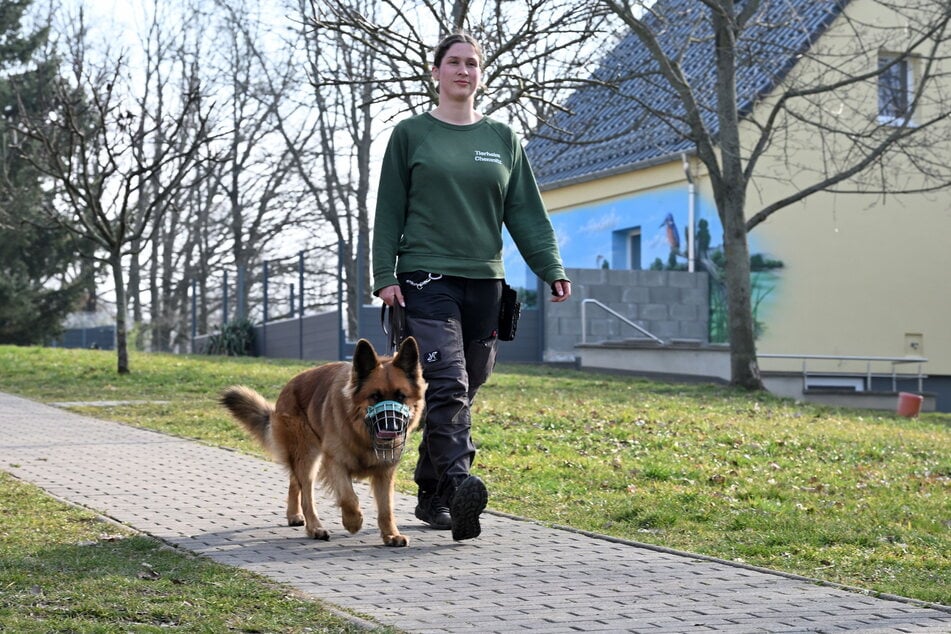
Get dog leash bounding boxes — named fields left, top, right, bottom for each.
left=381, top=272, right=440, bottom=352
left=380, top=303, right=407, bottom=354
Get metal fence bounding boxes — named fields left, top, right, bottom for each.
left=50, top=326, right=116, bottom=350
left=191, top=244, right=348, bottom=356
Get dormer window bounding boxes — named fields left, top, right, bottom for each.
left=878, top=54, right=913, bottom=125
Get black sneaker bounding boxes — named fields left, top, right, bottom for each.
left=450, top=475, right=488, bottom=541
left=414, top=495, right=451, bottom=530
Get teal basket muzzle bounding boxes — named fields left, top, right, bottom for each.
left=364, top=400, right=411, bottom=462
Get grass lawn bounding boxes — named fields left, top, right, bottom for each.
left=0, top=472, right=390, bottom=633
left=0, top=344, right=948, bottom=624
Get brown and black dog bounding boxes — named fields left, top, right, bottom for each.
left=219, top=337, right=425, bottom=547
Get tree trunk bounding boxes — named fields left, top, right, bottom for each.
left=159, top=209, right=176, bottom=351
left=111, top=251, right=130, bottom=374
left=719, top=192, right=762, bottom=389
left=712, top=8, right=763, bottom=391
left=148, top=204, right=163, bottom=352
left=344, top=241, right=358, bottom=337
left=357, top=82, right=373, bottom=310
left=128, top=237, right=144, bottom=350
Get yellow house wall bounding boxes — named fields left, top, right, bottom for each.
left=543, top=162, right=687, bottom=213
left=749, top=186, right=949, bottom=373
left=747, top=0, right=951, bottom=375
left=541, top=0, right=951, bottom=376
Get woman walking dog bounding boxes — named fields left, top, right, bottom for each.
left=373, top=32, right=571, bottom=541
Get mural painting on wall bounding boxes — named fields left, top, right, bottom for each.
left=503, top=185, right=784, bottom=342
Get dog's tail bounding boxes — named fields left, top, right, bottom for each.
left=219, top=385, right=274, bottom=450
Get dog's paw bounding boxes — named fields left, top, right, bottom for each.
left=342, top=509, right=363, bottom=534
left=307, top=526, right=330, bottom=541
left=287, top=513, right=305, bottom=527
left=384, top=533, right=409, bottom=547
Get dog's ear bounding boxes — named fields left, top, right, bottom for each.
left=351, top=339, right=380, bottom=386
left=393, top=336, right=421, bottom=378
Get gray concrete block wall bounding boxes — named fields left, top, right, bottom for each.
left=544, top=267, right=709, bottom=362
left=193, top=269, right=709, bottom=365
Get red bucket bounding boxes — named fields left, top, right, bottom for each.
left=896, top=392, right=923, bottom=418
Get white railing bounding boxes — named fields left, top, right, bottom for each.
left=577, top=305, right=928, bottom=393
left=757, top=353, right=928, bottom=393
left=580, top=299, right=664, bottom=345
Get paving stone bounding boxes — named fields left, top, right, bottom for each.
left=1, top=391, right=948, bottom=633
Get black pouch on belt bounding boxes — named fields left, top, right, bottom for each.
left=498, top=282, right=521, bottom=342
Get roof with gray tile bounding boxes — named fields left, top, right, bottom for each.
left=526, top=0, right=848, bottom=188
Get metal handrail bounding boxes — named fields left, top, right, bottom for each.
left=580, top=299, right=664, bottom=345
left=758, top=353, right=928, bottom=393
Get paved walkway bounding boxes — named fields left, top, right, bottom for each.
left=1, top=391, right=948, bottom=633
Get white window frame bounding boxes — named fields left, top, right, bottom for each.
left=877, top=53, right=915, bottom=127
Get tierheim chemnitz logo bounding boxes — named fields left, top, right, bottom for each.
left=474, top=150, right=503, bottom=165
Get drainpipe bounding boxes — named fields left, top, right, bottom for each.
left=681, top=153, right=696, bottom=273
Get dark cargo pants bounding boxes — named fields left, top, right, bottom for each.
left=398, top=272, right=501, bottom=503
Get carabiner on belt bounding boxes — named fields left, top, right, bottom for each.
left=405, top=273, right=443, bottom=290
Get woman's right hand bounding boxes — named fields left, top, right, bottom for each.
left=378, top=284, right=405, bottom=308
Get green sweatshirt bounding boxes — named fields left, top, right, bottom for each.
left=372, top=113, right=567, bottom=294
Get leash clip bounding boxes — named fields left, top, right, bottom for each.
left=405, top=273, right=442, bottom=290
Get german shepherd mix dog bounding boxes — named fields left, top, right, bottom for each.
left=219, top=337, right=426, bottom=547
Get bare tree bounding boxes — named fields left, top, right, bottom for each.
left=281, top=0, right=381, bottom=335
left=310, top=0, right=611, bottom=131
left=297, top=0, right=610, bottom=334
left=10, top=8, right=212, bottom=373
left=169, top=0, right=322, bottom=339
left=117, top=0, right=208, bottom=352
left=596, top=0, right=951, bottom=389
